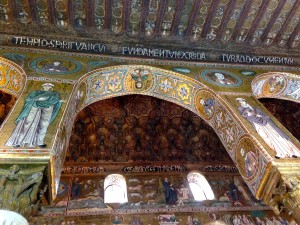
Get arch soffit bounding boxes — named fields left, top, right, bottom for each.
left=71, top=65, right=262, bottom=160
left=252, top=72, right=300, bottom=103
left=0, top=56, right=27, bottom=98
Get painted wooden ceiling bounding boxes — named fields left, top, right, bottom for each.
left=1, top=0, right=300, bottom=54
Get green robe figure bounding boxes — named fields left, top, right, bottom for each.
left=5, top=83, right=62, bottom=148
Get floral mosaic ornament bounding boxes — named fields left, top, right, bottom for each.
left=194, top=90, right=215, bottom=120
left=236, top=136, right=259, bottom=182
left=199, top=69, right=242, bottom=87
left=29, top=57, right=82, bottom=75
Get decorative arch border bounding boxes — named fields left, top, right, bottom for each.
left=53, top=65, right=274, bottom=199
left=252, top=72, right=300, bottom=103
left=0, top=56, right=27, bottom=97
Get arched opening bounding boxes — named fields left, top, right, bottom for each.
left=187, top=171, right=215, bottom=201
left=104, top=174, right=128, bottom=203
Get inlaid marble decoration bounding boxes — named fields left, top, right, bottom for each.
left=29, top=57, right=82, bottom=75
left=194, top=90, right=215, bottom=120
left=199, top=70, right=242, bottom=87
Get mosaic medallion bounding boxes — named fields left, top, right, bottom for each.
left=262, top=74, right=286, bottom=96
left=29, top=57, right=82, bottom=75
left=125, top=67, right=154, bottom=92
left=199, top=69, right=242, bottom=87
left=194, top=90, right=215, bottom=120
left=236, top=136, right=259, bottom=181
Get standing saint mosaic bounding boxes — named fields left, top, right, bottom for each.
left=5, top=83, right=62, bottom=148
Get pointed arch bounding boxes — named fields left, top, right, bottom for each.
left=187, top=171, right=215, bottom=201
left=58, top=64, right=274, bottom=200
left=104, top=174, right=128, bottom=203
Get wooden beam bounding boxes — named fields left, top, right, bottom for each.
left=216, top=0, right=237, bottom=39
left=287, top=17, right=300, bottom=48
left=140, top=0, right=150, bottom=34
left=185, top=0, right=203, bottom=37
left=200, top=0, right=220, bottom=39
left=105, top=0, right=112, bottom=30
left=260, top=0, right=286, bottom=43
left=48, top=0, right=55, bottom=24
left=273, top=0, right=300, bottom=45
left=170, top=0, right=185, bottom=36
left=86, top=0, right=94, bottom=27
left=231, top=0, right=253, bottom=41
left=29, top=0, right=37, bottom=22
left=244, top=0, right=271, bottom=42
left=153, top=0, right=168, bottom=36
left=122, top=0, right=131, bottom=32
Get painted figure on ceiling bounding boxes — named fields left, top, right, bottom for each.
left=236, top=98, right=300, bottom=158
left=161, top=178, right=178, bottom=205
left=5, top=83, right=62, bottom=148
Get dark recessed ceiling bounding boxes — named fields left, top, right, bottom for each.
left=1, top=0, right=300, bottom=54
left=66, top=95, right=233, bottom=164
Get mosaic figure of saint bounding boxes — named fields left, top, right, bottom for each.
left=42, top=60, right=68, bottom=73
left=200, top=98, right=214, bottom=116
left=213, top=72, right=235, bottom=85
left=5, top=83, right=62, bottom=148
left=240, top=148, right=257, bottom=177
left=161, top=178, right=178, bottom=205
left=236, top=98, right=300, bottom=158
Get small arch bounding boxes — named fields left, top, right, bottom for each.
left=104, top=174, right=128, bottom=203
left=187, top=171, right=215, bottom=201
left=252, top=72, right=300, bottom=103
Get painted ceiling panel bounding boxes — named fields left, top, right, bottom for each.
left=1, top=0, right=300, bottom=53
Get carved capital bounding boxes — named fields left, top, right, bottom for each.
left=0, top=164, right=46, bottom=218
left=266, top=175, right=300, bottom=223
